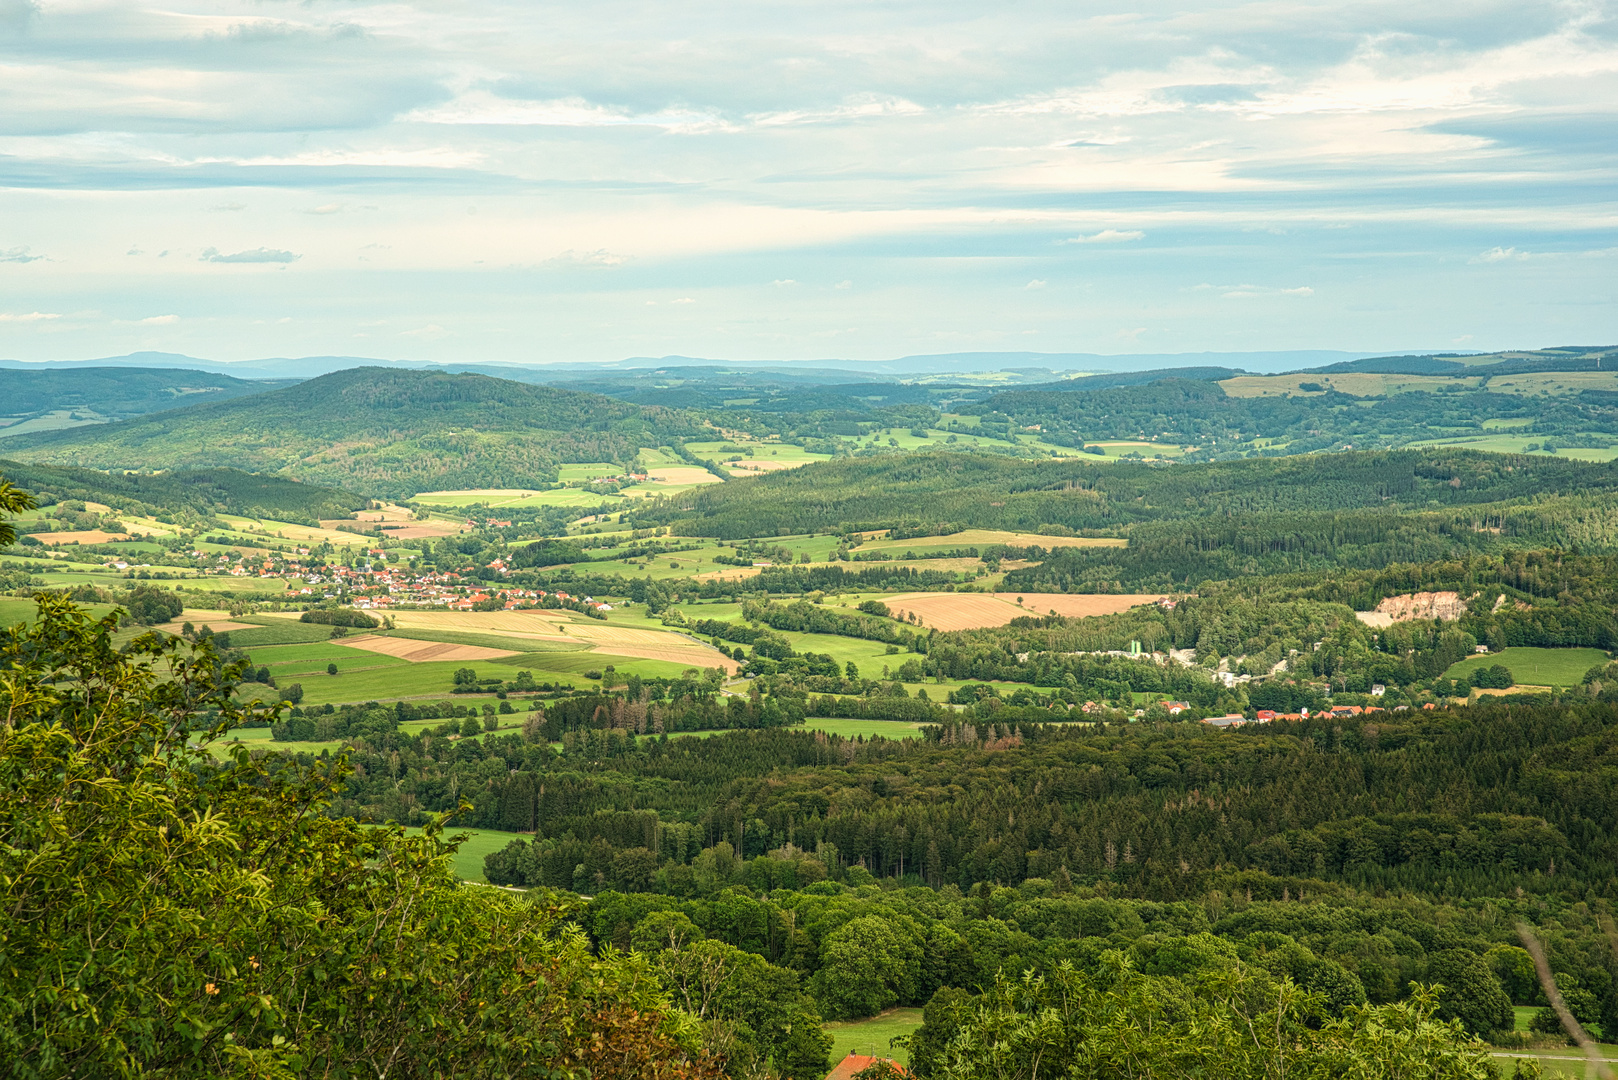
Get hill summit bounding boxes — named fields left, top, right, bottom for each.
left=4, top=367, right=704, bottom=498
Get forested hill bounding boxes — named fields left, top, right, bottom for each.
left=3, top=367, right=707, bottom=498
left=641, top=447, right=1618, bottom=538
left=0, top=365, right=290, bottom=425
left=0, top=459, right=363, bottom=522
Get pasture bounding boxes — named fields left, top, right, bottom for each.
left=1444, top=647, right=1609, bottom=688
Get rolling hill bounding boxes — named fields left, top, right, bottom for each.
left=3, top=367, right=707, bottom=498
left=0, top=459, right=363, bottom=522
left=0, top=366, right=292, bottom=439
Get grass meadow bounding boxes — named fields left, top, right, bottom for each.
left=1444, top=647, right=1610, bottom=687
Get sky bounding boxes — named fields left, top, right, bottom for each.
left=0, top=0, right=1615, bottom=365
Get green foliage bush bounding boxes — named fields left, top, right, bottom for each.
left=0, top=595, right=720, bottom=1078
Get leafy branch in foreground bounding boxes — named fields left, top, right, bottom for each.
left=918, top=955, right=1522, bottom=1080
left=0, top=594, right=720, bottom=1079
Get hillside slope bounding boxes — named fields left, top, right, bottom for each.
left=5, top=367, right=705, bottom=498
left=0, top=366, right=290, bottom=436
left=0, top=459, right=364, bottom=522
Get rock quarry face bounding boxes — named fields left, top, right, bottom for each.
left=1355, top=591, right=1466, bottom=627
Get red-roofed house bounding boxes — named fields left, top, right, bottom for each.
left=825, top=1055, right=906, bottom=1080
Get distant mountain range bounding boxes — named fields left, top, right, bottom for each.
left=0, top=348, right=1394, bottom=382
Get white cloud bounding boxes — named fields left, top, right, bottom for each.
left=1025, top=279, right=1047, bottom=289
left=0, top=311, right=60, bottom=322
left=201, top=247, right=300, bottom=264
left=545, top=249, right=629, bottom=268
left=399, top=324, right=447, bottom=339
left=1064, top=230, right=1145, bottom=245
left=670, top=297, right=696, bottom=304
left=834, top=281, right=852, bottom=290
left=1473, top=246, right=1530, bottom=263
left=139, top=314, right=179, bottom=324
left=0, top=246, right=44, bottom=263
left=1218, top=284, right=1314, bottom=299
left=771, top=279, right=796, bottom=287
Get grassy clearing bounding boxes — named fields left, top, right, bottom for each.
left=823, top=1007, right=923, bottom=1066
left=1444, top=647, right=1610, bottom=687
left=402, top=826, right=530, bottom=883
left=803, top=718, right=929, bottom=740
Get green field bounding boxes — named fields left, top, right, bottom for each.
left=803, top=717, right=929, bottom=739
left=226, top=620, right=345, bottom=646
left=402, top=825, right=529, bottom=883
left=1444, top=647, right=1610, bottom=687
left=823, top=1007, right=923, bottom=1067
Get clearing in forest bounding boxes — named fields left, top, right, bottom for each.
left=883, top=591, right=1167, bottom=631
left=860, top=530, right=1125, bottom=552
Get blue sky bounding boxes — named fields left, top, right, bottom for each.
left=0, top=0, right=1614, bottom=364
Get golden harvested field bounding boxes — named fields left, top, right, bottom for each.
left=883, top=591, right=1167, bottom=631
left=1487, top=371, right=1618, bottom=395
left=862, top=529, right=1126, bottom=552
left=33, top=529, right=127, bottom=545
left=995, top=592, right=1168, bottom=618
left=155, top=610, right=255, bottom=635
left=385, top=610, right=577, bottom=636
left=1219, top=373, right=1480, bottom=398
left=339, top=634, right=517, bottom=662
left=645, top=466, right=723, bottom=485
left=728, top=459, right=802, bottom=473
left=695, top=566, right=763, bottom=581
left=557, top=623, right=738, bottom=671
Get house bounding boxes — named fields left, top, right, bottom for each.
left=826, top=1055, right=906, bottom=1080
left=1202, top=713, right=1249, bottom=728
left=1165, top=701, right=1190, bottom=715
left=1370, top=683, right=1386, bottom=697
left=1329, top=704, right=1363, bottom=718
left=1255, top=710, right=1277, bottom=722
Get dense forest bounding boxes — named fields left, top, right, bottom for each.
left=4, top=367, right=709, bottom=497
left=635, top=448, right=1618, bottom=544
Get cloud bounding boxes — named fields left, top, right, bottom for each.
left=771, top=279, right=796, bottom=287
left=670, top=297, right=695, bottom=304
left=0, top=311, right=59, bottom=322
left=399, top=324, right=447, bottom=339
left=0, top=246, right=44, bottom=263
left=1025, top=279, right=1047, bottom=289
left=834, top=281, right=852, bottom=289
left=1473, top=246, right=1530, bottom=263
left=1063, top=230, right=1145, bottom=245
left=139, top=314, right=179, bottom=324
left=1220, top=284, right=1314, bottom=299
left=544, top=249, right=629, bottom=268
left=201, top=247, right=300, bottom=264
left=306, top=204, right=344, bottom=215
